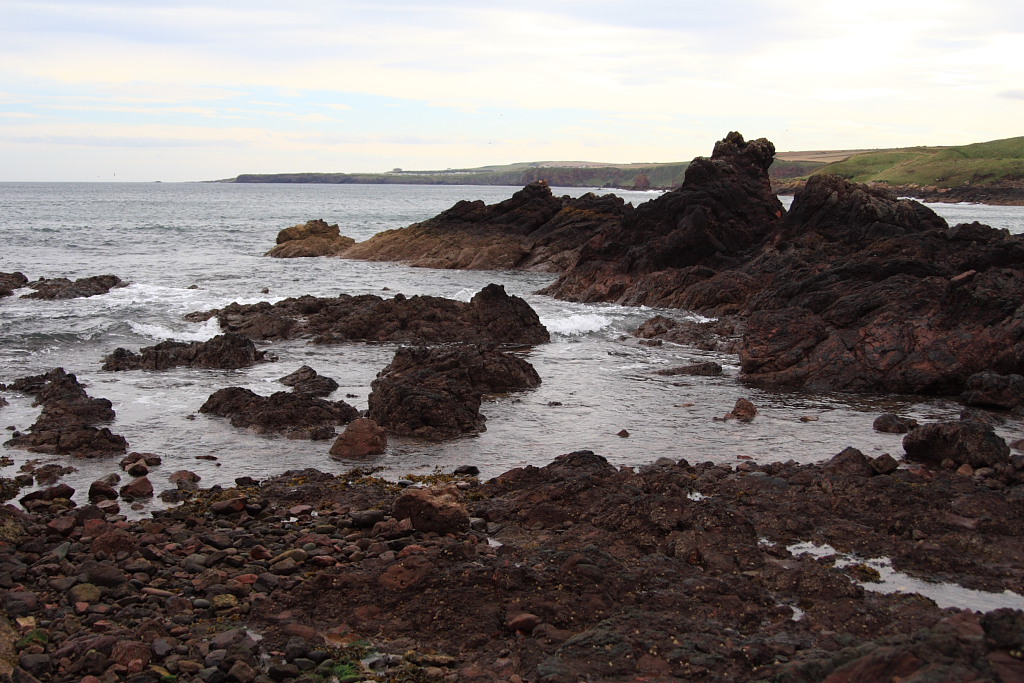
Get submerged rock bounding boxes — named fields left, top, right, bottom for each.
left=368, top=345, right=542, bottom=439
left=265, top=218, right=355, bottom=258
left=187, top=283, right=550, bottom=346
left=101, top=332, right=268, bottom=371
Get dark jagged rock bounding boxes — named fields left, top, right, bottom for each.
left=633, top=314, right=743, bottom=353
left=873, top=413, right=919, bottom=434
left=1, top=270, right=28, bottom=297
left=903, top=420, right=1011, bottom=468
left=199, top=387, right=358, bottom=440
left=367, top=345, right=542, bottom=439
left=4, top=368, right=128, bottom=457
left=187, top=283, right=550, bottom=346
left=341, top=181, right=630, bottom=272
left=21, top=274, right=125, bottom=299
left=655, top=361, right=723, bottom=377
left=101, top=332, right=268, bottom=371
left=265, top=219, right=355, bottom=258
left=540, top=132, right=783, bottom=307
left=278, top=365, right=339, bottom=396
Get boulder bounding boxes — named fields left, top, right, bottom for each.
left=278, top=366, right=339, bottom=397
left=21, top=274, right=125, bottom=299
left=101, top=333, right=267, bottom=371
left=903, top=420, right=1010, bottom=468
left=391, top=486, right=469, bottom=534
left=368, top=345, right=542, bottom=439
left=961, top=371, right=1024, bottom=409
left=265, top=219, right=355, bottom=258
left=0, top=270, right=28, bottom=296
left=329, top=418, right=387, bottom=459
left=199, top=387, right=358, bottom=439
left=873, top=413, right=919, bottom=434
left=187, top=284, right=550, bottom=346
left=655, top=361, right=723, bottom=377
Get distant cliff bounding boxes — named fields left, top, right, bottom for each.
left=220, top=159, right=821, bottom=190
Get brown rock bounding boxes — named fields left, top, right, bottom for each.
left=119, top=476, right=153, bottom=501
left=101, top=333, right=267, bottom=371
left=329, top=418, right=387, bottom=459
left=391, top=486, right=469, bottom=534
left=903, top=421, right=1010, bottom=468
left=724, top=398, right=757, bottom=421
left=265, top=219, right=355, bottom=258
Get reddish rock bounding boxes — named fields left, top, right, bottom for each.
left=873, top=413, right=919, bottom=434
left=724, top=398, right=757, bottom=421
left=278, top=365, right=339, bottom=397
left=329, top=418, right=387, bottom=459
left=961, top=371, right=1024, bottom=409
left=119, top=476, right=153, bottom=501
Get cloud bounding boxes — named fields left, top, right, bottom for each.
left=999, top=89, right=1024, bottom=100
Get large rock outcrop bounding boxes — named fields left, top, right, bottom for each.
left=367, top=345, right=542, bottom=439
left=341, top=181, right=630, bottom=272
left=186, top=284, right=550, bottom=346
left=101, top=333, right=268, bottom=371
left=265, top=219, right=355, bottom=258
left=1, top=271, right=28, bottom=297
left=3, top=368, right=128, bottom=456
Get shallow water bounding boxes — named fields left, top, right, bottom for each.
left=2, top=182, right=1024, bottom=510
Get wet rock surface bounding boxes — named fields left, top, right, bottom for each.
left=1, top=271, right=28, bottom=297
left=101, top=333, right=269, bottom=371
left=277, top=365, right=339, bottom=397
left=186, top=283, right=550, bottom=346
left=3, top=368, right=128, bottom=457
left=20, top=275, right=126, bottom=300
left=341, top=181, right=630, bottom=272
left=2, top=450, right=1021, bottom=683
left=367, top=345, right=542, bottom=439
left=198, top=387, right=359, bottom=440
left=264, top=218, right=355, bottom=258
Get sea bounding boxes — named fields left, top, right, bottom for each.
left=3, top=182, right=1024, bottom=512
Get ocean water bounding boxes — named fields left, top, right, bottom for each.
left=2, top=182, right=1024, bottom=510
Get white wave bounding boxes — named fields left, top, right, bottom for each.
left=129, top=317, right=222, bottom=342
left=541, top=313, right=614, bottom=336
left=452, top=288, right=477, bottom=302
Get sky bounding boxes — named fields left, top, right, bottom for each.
left=1, top=0, right=1022, bottom=181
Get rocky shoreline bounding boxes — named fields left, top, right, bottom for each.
left=774, top=179, right=1024, bottom=206
left=2, top=445, right=1023, bottom=683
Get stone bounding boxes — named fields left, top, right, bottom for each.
left=873, top=413, right=919, bottom=434
left=903, top=420, right=1010, bottom=468
left=120, top=476, right=154, bottom=501
left=265, top=219, right=355, bottom=258
left=21, top=274, right=125, bottom=300
left=724, top=398, right=757, bottom=421
left=391, top=486, right=469, bottom=534
left=101, top=333, right=267, bottom=371
left=199, top=388, right=357, bottom=440
left=329, top=418, right=387, bottom=459
left=278, top=366, right=340, bottom=397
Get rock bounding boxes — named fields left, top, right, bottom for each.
left=265, top=219, right=355, bottom=258
left=392, top=486, right=469, bottom=534
left=822, top=447, right=875, bottom=477
left=120, top=476, right=154, bottom=501
left=88, top=479, right=119, bottom=502
left=655, top=361, right=723, bottom=377
left=873, top=413, right=919, bottom=434
left=199, top=387, right=358, bottom=439
left=961, top=371, right=1024, bottom=409
left=724, top=398, right=757, bottom=421
left=342, top=181, right=629, bottom=272
left=3, top=368, right=128, bottom=457
left=186, top=284, right=550, bottom=346
left=634, top=315, right=743, bottom=353
left=903, top=421, right=1010, bottom=468
left=278, top=366, right=339, bottom=397
left=101, top=333, right=267, bottom=371
left=0, top=270, right=29, bottom=296
left=506, top=613, right=542, bottom=633
left=870, top=453, right=900, bottom=475
left=329, top=418, right=387, bottom=459
left=21, top=274, right=125, bottom=300
left=367, top=345, right=542, bottom=439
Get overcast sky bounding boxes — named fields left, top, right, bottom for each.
left=2, top=0, right=1022, bottom=181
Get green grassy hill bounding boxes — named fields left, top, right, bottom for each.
left=812, top=137, right=1024, bottom=187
